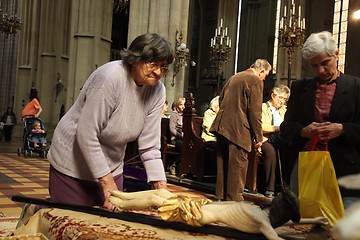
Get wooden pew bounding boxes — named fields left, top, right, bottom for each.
left=179, top=92, right=216, bottom=181
left=179, top=92, right=204, bottom=179
left=160, top=117, right=182, bottom=169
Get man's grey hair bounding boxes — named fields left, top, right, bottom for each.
left=250, top=59, right=272, bottom=72
left=302, top=31, right=337, bottom=61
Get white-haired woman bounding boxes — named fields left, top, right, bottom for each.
left=281, top=31, right=360, bottom=208
left=261, top=85, right=290, bottom=198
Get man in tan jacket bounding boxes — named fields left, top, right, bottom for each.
left=210, top=59, right=271, bottom=201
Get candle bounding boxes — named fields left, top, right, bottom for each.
left=225, top=27, right=228, bottom=36
left=284, top=6, right=287, bottom=17
left=220, top=37, right=223, bottom=45
left=220, top=18, right=223, bottom=27
left=292, top=4, right=295, bottom=15
left=289, top=14, right=292, bottom=26
left=280, top=18, right=284, bottom=29
left=298, top=5, right=301, bottom=17
left=226, top=38, right=229, bottom=46
left=229, top=39, right=231, bottom=48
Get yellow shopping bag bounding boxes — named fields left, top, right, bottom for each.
left=298, top=150, right=344, bottom=225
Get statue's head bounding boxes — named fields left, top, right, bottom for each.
left=268, top=188, right=300, bottom=228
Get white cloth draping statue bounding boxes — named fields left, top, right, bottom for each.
left=110, top=188, right=328, bottom=240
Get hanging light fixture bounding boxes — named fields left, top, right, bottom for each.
left=0, top=0, right=22, bottom=37
left=113, top=0, right=130, bottom=14
left=172, top=30, right=190, bottom=87
left=278, top=0, right=306, bottom=86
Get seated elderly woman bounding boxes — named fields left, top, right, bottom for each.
left=201, top=96, right=219, bottom=144
left=110, top=188, right=328, bottom=240
left=261, top=85, right=290, bottom=198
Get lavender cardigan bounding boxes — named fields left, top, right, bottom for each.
left=48, top=61, right=166, bottom=183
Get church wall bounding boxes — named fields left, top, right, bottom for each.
left=5, top=0, right=360, bottom=130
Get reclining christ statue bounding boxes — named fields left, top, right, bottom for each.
left=109, top=188, right=328, bottom=240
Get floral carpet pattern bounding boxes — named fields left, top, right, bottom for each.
left=14, top=208, right=226, bottom=240
left=0, top=214, right=18, bottom=238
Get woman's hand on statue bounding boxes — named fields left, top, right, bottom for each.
left=99, top=173, right=119, bottom=211
left=151, top=180, right=167, bottom=189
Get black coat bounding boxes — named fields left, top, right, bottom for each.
left=281, top=73, right=360, bottom=197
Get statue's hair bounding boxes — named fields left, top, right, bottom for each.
left=302, top=31, right=337, bottom=61
left=268, top=187, right=300, bottom=228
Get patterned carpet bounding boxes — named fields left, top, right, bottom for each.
left=0, top=138, right=330, bottom=239
left=0, top=148, right=215, bottom=238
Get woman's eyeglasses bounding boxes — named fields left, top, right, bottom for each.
left=146, top=62, right=169, bottom=75
left=274, top=94, right=288, bottom=102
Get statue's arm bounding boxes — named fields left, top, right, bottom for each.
left=110, top=189, right=176, bottom=210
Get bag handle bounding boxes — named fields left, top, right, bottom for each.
left=309, top=135, right=328, bottom=151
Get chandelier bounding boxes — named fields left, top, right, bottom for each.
left=0, top=0, right=22, bottom=36
left=278, top=0, right=306, bottom=86
left=209, top=18, right=231, bottom=92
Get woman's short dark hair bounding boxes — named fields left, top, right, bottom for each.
left=120, top=33, right=174, bottom=66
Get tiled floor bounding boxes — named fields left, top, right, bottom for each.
left=0, top=134, right=50, bottom=217
left=0, top=134, right=214, bottom=217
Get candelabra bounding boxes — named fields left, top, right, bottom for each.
left=172, top=30, right=189, bottom=87
left=278, top=0, right=306, bottom=86
left=210, top=18, right=231, bottom=92
left=0, top=1, right=22, bottom=36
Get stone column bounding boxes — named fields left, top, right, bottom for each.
left=66, top=0, right=113, bottom=120
left=15, top=0, right=113, bottom=127
left=15, top=0, right=41, bottom=118
left=128, top=0, right=190, bottom=106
